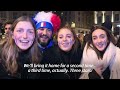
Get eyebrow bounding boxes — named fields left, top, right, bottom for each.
left=16, top=28, right=34, bottom=30
left=92, top=34, right=105, bottom=37
left=58, top=34, right=72, bottom=36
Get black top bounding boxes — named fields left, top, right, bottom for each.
left=0, top=49, right=41, bottom=79
left=42, top=45, right=83, bottom=79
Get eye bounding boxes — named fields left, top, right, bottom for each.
left=92, top=37, right=97, bottom=40
left=29, top=30, right=34, bottom=33
left=59, top=36, right=63, bottom=39
left=67, top=36, right=71, bottom=38
left=100, top=35, right=105, bottom=38
left=16, top=29, right=22, bottom=32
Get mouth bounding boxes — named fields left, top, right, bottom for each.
left=62, top=43, right=69, bottom=47
left=20, top=40, right=29, bottom=43
left=40, top=35, right=49, bottom=39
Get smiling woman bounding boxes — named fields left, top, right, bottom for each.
left=80, top=25, right=120, bottom=79
left=42, top=26, right=83, bottom=79
left=0, top=16, right=42, bottom=79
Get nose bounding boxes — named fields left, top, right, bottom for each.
left=97, top=38, right=102, bottom=43
left=63, top=37, right=67, bottom=41
left=42, top=29, right=47, bottom=35
left=23, top=32, right=28, bottom=39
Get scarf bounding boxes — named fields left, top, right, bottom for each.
left=110, top=46, right=120, bottom=79
left=80, top=42, right=116, bottom=79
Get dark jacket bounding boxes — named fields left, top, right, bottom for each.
left=42, top=45, right=83, bottom=79
left=0, top=49, right=41, bottom=79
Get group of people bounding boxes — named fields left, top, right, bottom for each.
left=0, top=11, right=120, bottom=79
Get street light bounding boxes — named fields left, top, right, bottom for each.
left=71, top=22, right=75, bottom=28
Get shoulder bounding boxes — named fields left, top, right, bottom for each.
left=44, top=45, right=58, bottom=55
left=42, top=46, right=59, bottom=63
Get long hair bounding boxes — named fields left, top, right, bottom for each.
left=87, top=25, right=116, bottom=59
left=55, top=26, right=81, bottom=54
left=1, top=16, right=42, bottom=75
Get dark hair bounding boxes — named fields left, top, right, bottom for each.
left=116, top=37, right=120, bottom=48
left=3, top=20, right=13, bottom=29
left=1, top=16, right=42, bottom=75
left=55, top=26, right=81, bottom=53
left=87, top=25, right=116, bottom=59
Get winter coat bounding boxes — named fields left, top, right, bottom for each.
left=80, top=42, right=120, bottom=79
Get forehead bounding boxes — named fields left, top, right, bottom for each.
left=15, top=21, right=32, bottom=27
left=92, top=29, right=106, bottom=36
left=5, top=24, right=12, bottom=27
left=58, top=28, right=73, bottom=35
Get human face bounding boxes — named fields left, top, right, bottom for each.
left=57, top=28, right=75, bottom=52
left=92, top=29, right=108, bottom=51
left=37, top=28, right=52, bottom=47
left=5, top=24, right=12, bottom=34
left=12, top=21, right=35, bottom=51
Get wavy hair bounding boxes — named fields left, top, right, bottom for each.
left=87, top=25, right=116, bottom=59
left=1, top=16, right=42, bottom=75
left=55, top=26, right=81, bottom=54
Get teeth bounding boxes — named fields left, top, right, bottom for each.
left=20, top=40, right=29, bottom=43
left=62, top=43, right=68, bottom=45
left=97, top=45, right=103, bottom=48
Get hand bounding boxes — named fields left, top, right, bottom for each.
left=94, top=65, right=103, bottom=76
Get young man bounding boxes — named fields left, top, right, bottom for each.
left=2, top=20, right=13, bottom=39
left=33, top=11, right=61, bottom=53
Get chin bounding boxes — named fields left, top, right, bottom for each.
left=61, top=48, right=71, bottom=52
left=98, top=48, right=105, bottom=51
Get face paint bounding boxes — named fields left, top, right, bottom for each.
left=13, top=21, right=35, bottom=50
left=57, top=28, right=75, bottom=52
left=92, top=29, right=108, bottom=51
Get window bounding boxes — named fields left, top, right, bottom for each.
left=13, top=12, right=18, bottom=19
left=78, top=17, right=80, bottom=21
left=114, top=14, right=119, bottom=21
left=105, top=15, right=111, bottom=21
left=23, top=13, right=27, bottom=16
left=1, top=12, right=6, bottom=18
left=98, top=16, right=102, bottom=24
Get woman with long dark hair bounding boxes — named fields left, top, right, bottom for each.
left=80, top=25, right=120, bottom=79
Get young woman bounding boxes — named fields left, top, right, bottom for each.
left=0, top=16, right=42, bottom=79
left=42, top=26, right=82, bottom=79
left=80, top=25, right=120, bottom=79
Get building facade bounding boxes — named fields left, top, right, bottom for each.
left=0, top=11, right=37, bottom=33
left=61, top=11, right=94, bottom=34
left=94, top=11, right=120, bottom=36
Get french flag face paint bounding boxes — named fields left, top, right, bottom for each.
left=57, top=28, right=75, bottom=52
left=92, top=29, right=108, bottom=51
